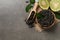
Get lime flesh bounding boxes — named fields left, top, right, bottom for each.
left=39, top=0, right=49, bottom=10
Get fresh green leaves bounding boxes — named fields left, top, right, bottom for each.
left=36, top=13, right=44, bottom=19
left=25, top=0, right=35, bottom=12
left=25, top=4, right=33, bottom=12
left=55, top=12, right=60, bottom=19
left=30, top=0, right=35, bottom=4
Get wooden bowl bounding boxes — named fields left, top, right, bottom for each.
left=35, top=10, right=59, bottom=29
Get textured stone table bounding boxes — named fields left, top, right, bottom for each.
left=0, top=0, right=60, bottom=40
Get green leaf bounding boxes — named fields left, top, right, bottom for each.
left=25, top=4, right=33, bottom=12
left=36, top=13, right=44, bottom=19
left=55, top=12, right=60, bottom=19
left=30, top=0, right=35, bottom=4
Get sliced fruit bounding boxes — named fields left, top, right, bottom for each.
left=50, top=0, right=60, bottom=12
left=39, top=0, right=49, bottom=10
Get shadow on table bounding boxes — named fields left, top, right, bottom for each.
left=44, top=22, right=60, bottom=33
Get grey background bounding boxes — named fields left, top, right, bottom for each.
left=0, top=0, right=60, bottom=40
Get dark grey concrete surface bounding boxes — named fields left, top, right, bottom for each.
left=0, top=0, right=60, bottom=40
